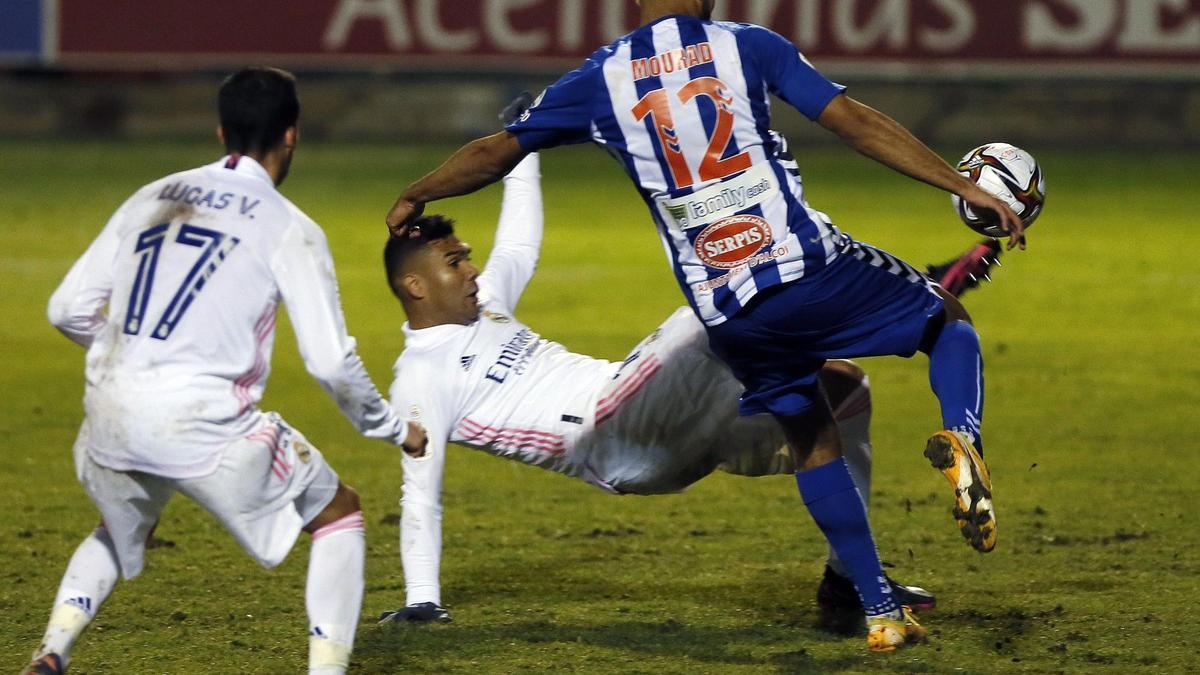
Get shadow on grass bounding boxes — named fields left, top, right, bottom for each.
left=355, top=617, right=945, bottom=673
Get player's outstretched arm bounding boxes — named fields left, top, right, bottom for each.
left=273, top=217, right=413, bottom=447
left=386, top=131, right=528, bottom=237
left=817, top=95, right=1026, bottom=251
left=479, top=152, right=543, bottom=313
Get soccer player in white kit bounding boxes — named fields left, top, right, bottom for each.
left=25, top=68, right=424, bottom=675
left=380, top=151, right=937, bottom=631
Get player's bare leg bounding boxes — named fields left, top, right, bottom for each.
left=780, top=388, right=925, bottom=651
left=303, top=482, right=366, bottom=675
left=922, top=289, right=996, bottom=552
left=23, top=524, right=120, bottom=674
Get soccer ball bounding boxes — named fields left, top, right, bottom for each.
left=951, top=143, right=1045, bottom=238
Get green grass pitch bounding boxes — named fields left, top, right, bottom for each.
left=1, top=140, right=1197, bottom=673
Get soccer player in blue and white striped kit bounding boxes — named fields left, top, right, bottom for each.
left=385, top=0, right=1025, bottom=652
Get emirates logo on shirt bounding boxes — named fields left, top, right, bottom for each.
left=693, top=215, right=771, bottom=269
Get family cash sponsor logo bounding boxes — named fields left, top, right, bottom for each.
left=657, top=163, right=778, bottom=231
left=693, top=215, right=771, bottom=269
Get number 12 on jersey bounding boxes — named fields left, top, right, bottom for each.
left=124, top=223, right=240, bottom=340
left=631, top=76, right=752, bottom=190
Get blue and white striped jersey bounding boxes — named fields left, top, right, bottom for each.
left=507, top=15, right=852, bottom=326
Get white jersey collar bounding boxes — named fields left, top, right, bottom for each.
left=213, top=154, right=274, bottom=186
left=401, top=320, right=471, bottom=350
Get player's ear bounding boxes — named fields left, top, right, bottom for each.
left=216, top=126, right=225, bottom=145
left=400, top=273, right=426, bottom=301
left=283, top=126, right=298, bottom=149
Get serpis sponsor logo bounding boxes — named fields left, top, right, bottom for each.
left=693, top=215, right=771, bottom=269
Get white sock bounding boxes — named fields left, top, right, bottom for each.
left=827, top=381, right=873, bottom=578
left=35, top=526, right=120, bottom=665
left=306, top=512, right=365, bottom=675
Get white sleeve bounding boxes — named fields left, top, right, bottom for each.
left=393, top=368, right=451, bottom=606
left=476, top=152, right=542, bottom=314
left=46, top=198, right=130, bottom=347
left=271, top=219, right=409, bottom=444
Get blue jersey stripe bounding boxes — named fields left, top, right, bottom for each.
left=592, top=50, right=643, bottom=190
left=631, top=31, right=682, bottom=194
left=677, top=19, right=720, bottom=157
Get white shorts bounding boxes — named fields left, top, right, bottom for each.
left=74, top=411, right=339, bottom=579
left=574, top=308, right=792, bottom=495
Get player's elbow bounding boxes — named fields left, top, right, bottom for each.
left=46, top=297, right=97, bottom=345
left=304, top=349, right=353, bottom=385
left=46, top=298, right=71, bottom=331
left=473, top=132, right=527, bottom=180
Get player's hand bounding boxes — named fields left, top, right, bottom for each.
left=378, top=602, right=452, bottom=624
left=401, top=421, right=428, bottom=458
left=499, top=91, right=535, bottom=126
left=962, top=187, right=1026, bottom=251
left=386, top=196, right=425, bottom=238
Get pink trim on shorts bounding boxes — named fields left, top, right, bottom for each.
left=246, top=425, right=291, bottom=480
left=833, top=387, right=871, bottom=421
left=311, top=511, right=364, bottom=542
left=596, top=355, right=662, bottom=424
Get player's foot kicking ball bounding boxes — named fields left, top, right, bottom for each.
left=21, top=653, right=64, bottom=675
left=926, top=239, right=1003, bottom=297
left=925, top=430, right=996, bottom=552
left=816, top=565, right=935, bottom=636
left=378, top=602, right=452, bottom=624
left=866, top=607, right=928, bottom=653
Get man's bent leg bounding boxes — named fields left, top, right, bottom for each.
left=924, top=291, right=985, bottom=451
left=28, top=525, right=120, bottom=671
left=922, top=290, right=996, bottom=552
left=303, top=482, right=365, bottom=675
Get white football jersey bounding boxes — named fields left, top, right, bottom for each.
left=390, top=155, right=791, bottom=606
left=49, top=155, right=407, bottom=478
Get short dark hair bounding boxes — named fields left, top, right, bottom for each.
left=383, top=215, right=457, bottom=299
left=218, top=67, right=300, bottom=155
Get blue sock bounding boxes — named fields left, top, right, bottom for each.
left=928, top=320, right=985, bottom=453
left=795, top=458, right=896, bottom=616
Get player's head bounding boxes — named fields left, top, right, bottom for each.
left=383, top=215, right=481, bottom=328
left=217, top=67, right=300, bottom=185
left=636, top=0, right=714, bottom=20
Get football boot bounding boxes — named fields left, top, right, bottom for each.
left=866, top=606, right=928, bottom=653
left=925, top=430, right=996, bottom=552
left=926, top=239, right=1003, bottom=297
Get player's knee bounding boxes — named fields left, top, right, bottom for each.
left=936, top=286, right=972, bottom=324
left=306, top=483, right=361, bottom=533
left=333, top=483, right=361, bottom=515
left=819, top=360, right=869, bottom=411
left=777, top=407, right=841, bottom=469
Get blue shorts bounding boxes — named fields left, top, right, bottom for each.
left=706, top=242, right=944, bottom=418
